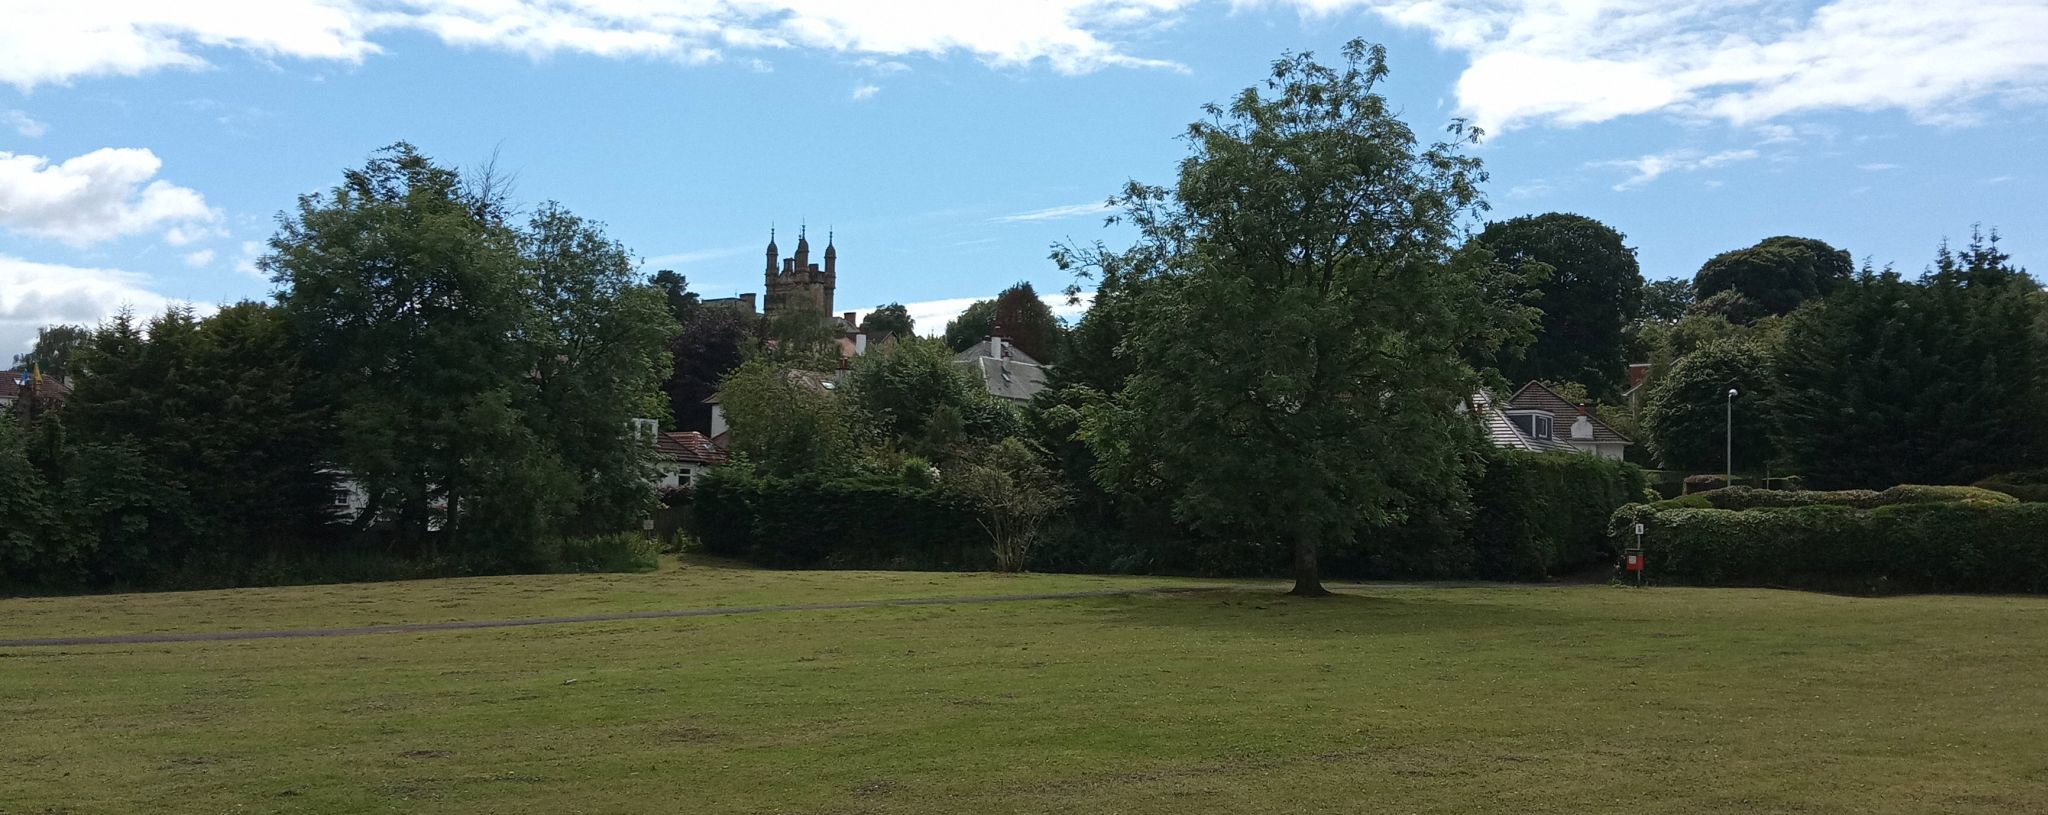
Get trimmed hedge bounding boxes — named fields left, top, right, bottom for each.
left=694, top=469, right=990, bottom=570
left=1976, top=470, right=2048, bottom=503
left=1465, top=449, right=1648, bottom=579
left=1655, top=485, right=2015, bottom=511
left=1610, top=501, right=2048, bottom=594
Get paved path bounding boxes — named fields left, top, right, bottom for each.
left=0, top=586, right=1235, bottom=649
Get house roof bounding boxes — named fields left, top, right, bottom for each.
left=0, top=371, right=69, bottom=403
left=1504, top=381, right=1633, bottom=445
left=955, top=340, right=1048, bottom=403
left=954, top=339, right=1042, bottom=367
left=655, top=431, right=728, bottom=465
left=1473, top=390, right=1579, bottom=453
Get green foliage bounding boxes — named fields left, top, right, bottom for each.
left=1662, top=484, right=2014, bottom=510
left=991, top=282, right=1064, bottom=363
left=694, top=468, right=988, bottom=570
left=1476, top=213, right=1643, bottom=398
left=1464, top=449, right=1648, bottom=579
left=1612, top=501, right=2048, bottom=594
left=1642, top=339, right=1776, bottom=471
left=1769, top=232, right=2047, bottom=488
left=1694, top=235, right=1854, bottom=320
left=946, top=437, right=1067, bottom=572
left=942, top=299, right=997, bottom=353
left=843, top=336, right=1020, bottom=461
left=13, top=324, right=91, bottom=381
left=1638, top=278, right=1695, bottom=325
left=664, top=295, right=754, bottom=433
left=1077, top=40, right=1526, bottom=595
left=858, top=302, right=916, bottom=341
left=546, top=533, right=660, bottom=573
left=1975, top=469, right=2048, bottom=502
left=715, top=360, right=858, bottom=477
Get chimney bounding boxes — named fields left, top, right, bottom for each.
left=843, top=311, right=856, bottom=325
left=739, top=293, right=757, bottom=313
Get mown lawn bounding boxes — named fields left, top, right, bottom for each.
left=4, top=559, right=2046, bottom=814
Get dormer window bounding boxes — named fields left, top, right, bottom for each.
left=1507, top=410, right=1554, bottom=440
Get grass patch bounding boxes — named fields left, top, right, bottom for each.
left=3, top=562, right=2047, bottom=813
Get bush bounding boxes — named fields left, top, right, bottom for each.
left=547, top=533, right=661, bottom=573
left=1683, top=474, right=1726, bottom=493
left=1464, top=449, right=1647, bottom=579
left=1660, top=485, right=2014, bottom=511
left=1973, top=470, right=2048, bottom=503
left=695, top=468, right=989, bottom=570
left=1610, top=501, right=2048, bottom=594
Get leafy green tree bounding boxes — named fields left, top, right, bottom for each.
left=942, top=298, right=997, bottom=353
left=1770, top=232, right=2046, bottom=488
left=268, top=143, right=541, bottom=547
left=666, top=301, right=754, bottom=433
left=1639, top=278, right=1695, bottom=324
left=521, top=204, right=680, bottom=533
left=858, top=303, right=915, bottom=341
left=1694, top=236, right=1854, bottom=321
left=13, top=324, right=91, bottom=381
left=0, top=415, right=58, bottom=583
left=1079, top=40, right=1528, bottom=596
left=715, top=360, right=859, bottom=477
left=991, top=282, right=1064, bottom=363
left=649, top=269, right=700, bottom=324
left=1476, top=213, right=1642, bottom=397
left=1641, top=338, right=1777, bottom=472
left=844, top=336, right=1020, bottom=461
left=946, top=436, right=1066, bottom=572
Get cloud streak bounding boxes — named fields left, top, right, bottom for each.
left=0, top=0, right=1193, bottom=90
left=1593, top=148, right=1761, bottom=190
left=990, top=201, right=1113, bottom=223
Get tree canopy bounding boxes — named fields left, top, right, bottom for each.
left=1476, top=213, right=1643, bottom=397
left=1694, top=236, right=1854, bottom=321
left=1640, top=338, right=1777, bottom=472
left=859, top=303, right=916, bottom=341
left=1076, top=40, right=1527, bottom=596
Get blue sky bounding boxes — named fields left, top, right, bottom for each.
left=3, top=1, right=2046, bottom=356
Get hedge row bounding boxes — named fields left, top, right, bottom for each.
left=1655, top=484, right=2017, bottom=511
left=1976, top=470, right=2048, bottom=503
left=1610, top=502, right=2048, bottom=594
left=693, top=470, right=991, bottom=570
left=1462, top=449, right=1649, bottom=579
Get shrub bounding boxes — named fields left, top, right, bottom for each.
left=695, top=468, right=988, bottom=570
left=549, top=533, right=660, bottom=573
left=1976, top=470, right=2048, bottom=502
left=1465, top=450, right=1647, bottom=579
left=1610, top=502, right=2048, bottom=594
left=1683, top=474, right=1726, bottom=493
left=1659, top=485, right=2014, bottom=511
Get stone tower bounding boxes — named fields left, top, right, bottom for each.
left=763, top=226, right=835, bottom=316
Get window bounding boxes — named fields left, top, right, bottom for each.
left=1534, top=415, right=1553, bottom=440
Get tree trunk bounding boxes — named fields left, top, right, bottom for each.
left=1288, top=533, right=1331, bottom=597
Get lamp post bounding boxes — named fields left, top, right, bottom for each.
left=1726, top=387, right=1739, bottom=486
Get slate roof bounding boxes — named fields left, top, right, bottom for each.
left=1505, top=381, right=1633, bottom=445
left=955, top=341, right=1049, bottom=403
left=1473, top=390, right=1578, bottom=453
left=0, top=371, right=69, bottom=403
left=655, top=431, right=728, bottom=465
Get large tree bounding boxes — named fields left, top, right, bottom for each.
left=13, top=324, right=91, bottom=382
left=1476, top=213, right=1643, bottom=397
left=1694, top=235, right=1854, bottom=321
left=269, top=143, right=553, bottom=549
left=1769, top=231, right=2046, bottom=488
left=858, top=303, right=915, bottom=341
left=1079, top=40, right=1528, bottom=596
left=942, top=283, right=1063, bottom=361
left=1640, top=338, right=1777, bottom=472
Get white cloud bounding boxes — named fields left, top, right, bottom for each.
left=991, top=201, right=1114, bottom=223
left=233, top=240, right=267, bottom=279
left=182, top=249, right=216, bottom=268
left=1594, top=148, right=1760, bottom=190
left=2, top=110, right=46, bottom=138
left=1857, top=162, right=1900, bottom=171
left=0, top=0, right=1192, bottom=90
left=0, top=254, right=192, bottom=356
left=1292, top=0, right=2048, bottom=132
left=0, top=147, right=222, bottom=247
left=851, top=84, right=882, bottom=101
left=901, top=290, right=1095, bottom=336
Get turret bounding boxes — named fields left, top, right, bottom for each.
left=823, top=230, right=836, bottom=276
left=765, top=228, right=779, bottom=276
left=794, top=224, right=810, bottom=268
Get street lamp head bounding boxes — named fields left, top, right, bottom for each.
left=1727, top=388, right=1740, bottom=398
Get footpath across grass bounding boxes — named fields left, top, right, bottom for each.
left=3, top=560, right=2046, bottom=814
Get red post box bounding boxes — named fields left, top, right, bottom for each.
left=1624, top=553, right=1644, bottom=572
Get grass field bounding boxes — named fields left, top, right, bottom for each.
left=5, top=558, right=2047, bottom=814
